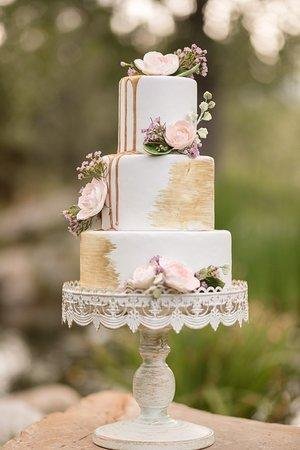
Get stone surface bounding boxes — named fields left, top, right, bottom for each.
left=4, top=390, right=300, bottom=449
left=7, top=383, right=81, bottom=414
left=0, top=399, right=42, bottom=445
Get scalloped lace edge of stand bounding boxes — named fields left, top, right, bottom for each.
left=62, top=280, right=248, bottom=333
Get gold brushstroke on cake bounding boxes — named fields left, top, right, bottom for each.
left=149, top=159, right=214, bottom=230
left=80, top=233, right=119, bottom=289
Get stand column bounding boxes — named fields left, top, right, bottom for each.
left=93, top=326, right=215, bottom=450
left=133, top=327, right=175, bottom=424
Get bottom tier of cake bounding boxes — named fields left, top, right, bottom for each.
left=80, top=230, right=232, bottom=290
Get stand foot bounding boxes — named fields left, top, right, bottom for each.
left=93, top=418, right=215, bottom=449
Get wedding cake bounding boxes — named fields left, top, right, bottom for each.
left=63, top=45, right=232, bottom=296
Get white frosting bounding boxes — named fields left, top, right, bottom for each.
left=80, top=230, right=232, bottom=289
left=101, top=153, right=214, bottom=231
left=118, top=76, right=197, bottom=153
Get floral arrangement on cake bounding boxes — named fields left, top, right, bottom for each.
left=124, top=255, right=229, bottom=298
left=142, top=91, right=215, bottom=158
left=63, top=151, right=107, bottom=236
left=121, top=44, right=208, bottom=78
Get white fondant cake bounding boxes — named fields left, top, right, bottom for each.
left=80, top=230, right=232, bottom=290
left=118, top=76, right=197, bottom=153
left=61, top=45, right=237, bottom=294
left=101, top=153, right=214, bottom=231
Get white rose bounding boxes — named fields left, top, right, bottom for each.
left=159, top=257, right=200, bottom=293
left=165, top=120, right=196, bottom=150
left=134, top=51, right=179, bottom=76
left=131, top=264, right=156, bottom=290
left=77, top=178, right=107, bottom=221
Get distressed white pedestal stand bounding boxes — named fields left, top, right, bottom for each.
left=62, top=280, right=248, bottom=450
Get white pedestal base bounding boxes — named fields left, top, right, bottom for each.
left=93, top=418, right=215, bottom=449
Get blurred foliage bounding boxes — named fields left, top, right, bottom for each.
left=0, top=0, right=299, bottom=425
left=91, top=303, right=299, bottom=423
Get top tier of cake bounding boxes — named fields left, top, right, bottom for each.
left=118, top=76, right=197, bottom=153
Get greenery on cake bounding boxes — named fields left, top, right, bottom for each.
left=63, top=151, right=107, bottom=236
left=195, top=265, right=230, bottom=289
left=121, top=44, right=207, bottom=78
left=124, top=256, right=228, bottom=298
left=142, top=92, right=215, bottom=158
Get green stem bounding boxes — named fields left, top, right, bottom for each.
left=175, top=63, right=200, bottom=78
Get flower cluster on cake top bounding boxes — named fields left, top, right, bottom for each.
left=63, top=151, right=107, bottom=236
left=142, top=91, right=215, bottom=158
left=124, top=256, right=229, bottom=298
left=121, top=44, right=207, bottom=78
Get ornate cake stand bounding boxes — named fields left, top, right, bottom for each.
left=62, top=280, right=248, bottom=450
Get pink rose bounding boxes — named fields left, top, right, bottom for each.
left=77, top=178, right=107, bottom=221
left=131, top=264, right=156, bottom=290
left=165, top=120, right=196, bottom=150
left=159, top=257, right=200, bottom=293
left=134, top=51, right=179, bottom=76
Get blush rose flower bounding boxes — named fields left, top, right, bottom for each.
left=159, top=257, right=200, bottom=293
left=131, top=264, right=156, bottom=290
left=165, top=120, right=196, bottom=150
left=134, top=51, right=179, bottom=76
left=77, top=178, right=107, bottom=221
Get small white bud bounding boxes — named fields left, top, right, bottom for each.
left=202, top=112, right=212, bottom=121
left=199, top=101, right=208, bottom=111
left=198, top=127, right=208, bottom=138
left=203, top=91, right=212, bottom=100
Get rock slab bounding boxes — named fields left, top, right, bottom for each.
left=4, top=390, right=300, bottom=449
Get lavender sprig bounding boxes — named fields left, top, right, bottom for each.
left=142, top=117, right=166, bottom=144
left=76, top=151, right=106, bottom=181
left=175, top=44, right=208, bottom=78
left=63, top=206, right=92, bottom=236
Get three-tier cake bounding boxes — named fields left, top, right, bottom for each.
left=64, top=45, right=232, bottom=296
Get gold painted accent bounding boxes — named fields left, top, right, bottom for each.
left=105, top=152, right=136, bottom=230
left=107, top=155, right=116, bottom=230
left=129, top=76, right=141, bottom=152
left=115, top=153, right=123, bottom=226
left=117, top=79, right=122, bottom=152
left=80, top=233, right=119, bottom=289
left=124, top=78, right=130, bottom=151
left=149, top=159, right=214, bottom=230
left=120, top=76, right=141, bottom=153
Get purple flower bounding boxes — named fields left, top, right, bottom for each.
left=76, top=150, right=106, bottom=181
left=176, top=44, right=208, bottom=78
left=187, top=146, right=200, bottom=158
left=150, top=255, right=164, bottom=275
left=142, top=117, right=166, bottom=144
left=128, top=67, right=138, bottom=76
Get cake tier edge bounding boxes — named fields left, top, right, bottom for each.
left=101, top=153, right=214, bottom=232
left=80, top=230, right=231, bottom=290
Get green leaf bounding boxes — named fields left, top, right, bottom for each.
left=144, top=143, right=172, bottom=156
left=205, top=276, right=225, bottom=289
left=68, top=205, right=80, bottom=218
left=175, top=63, right=200, bottom=78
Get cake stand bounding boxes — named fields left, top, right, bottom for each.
left=62, top=280, right=248, bottom=450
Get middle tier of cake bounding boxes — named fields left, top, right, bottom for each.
left=101, top=153, right=214, bottom=231
left=80, top=230, right=231, bottom=290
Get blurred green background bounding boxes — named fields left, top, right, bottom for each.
left=0, top=0, right=299, bottom=439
